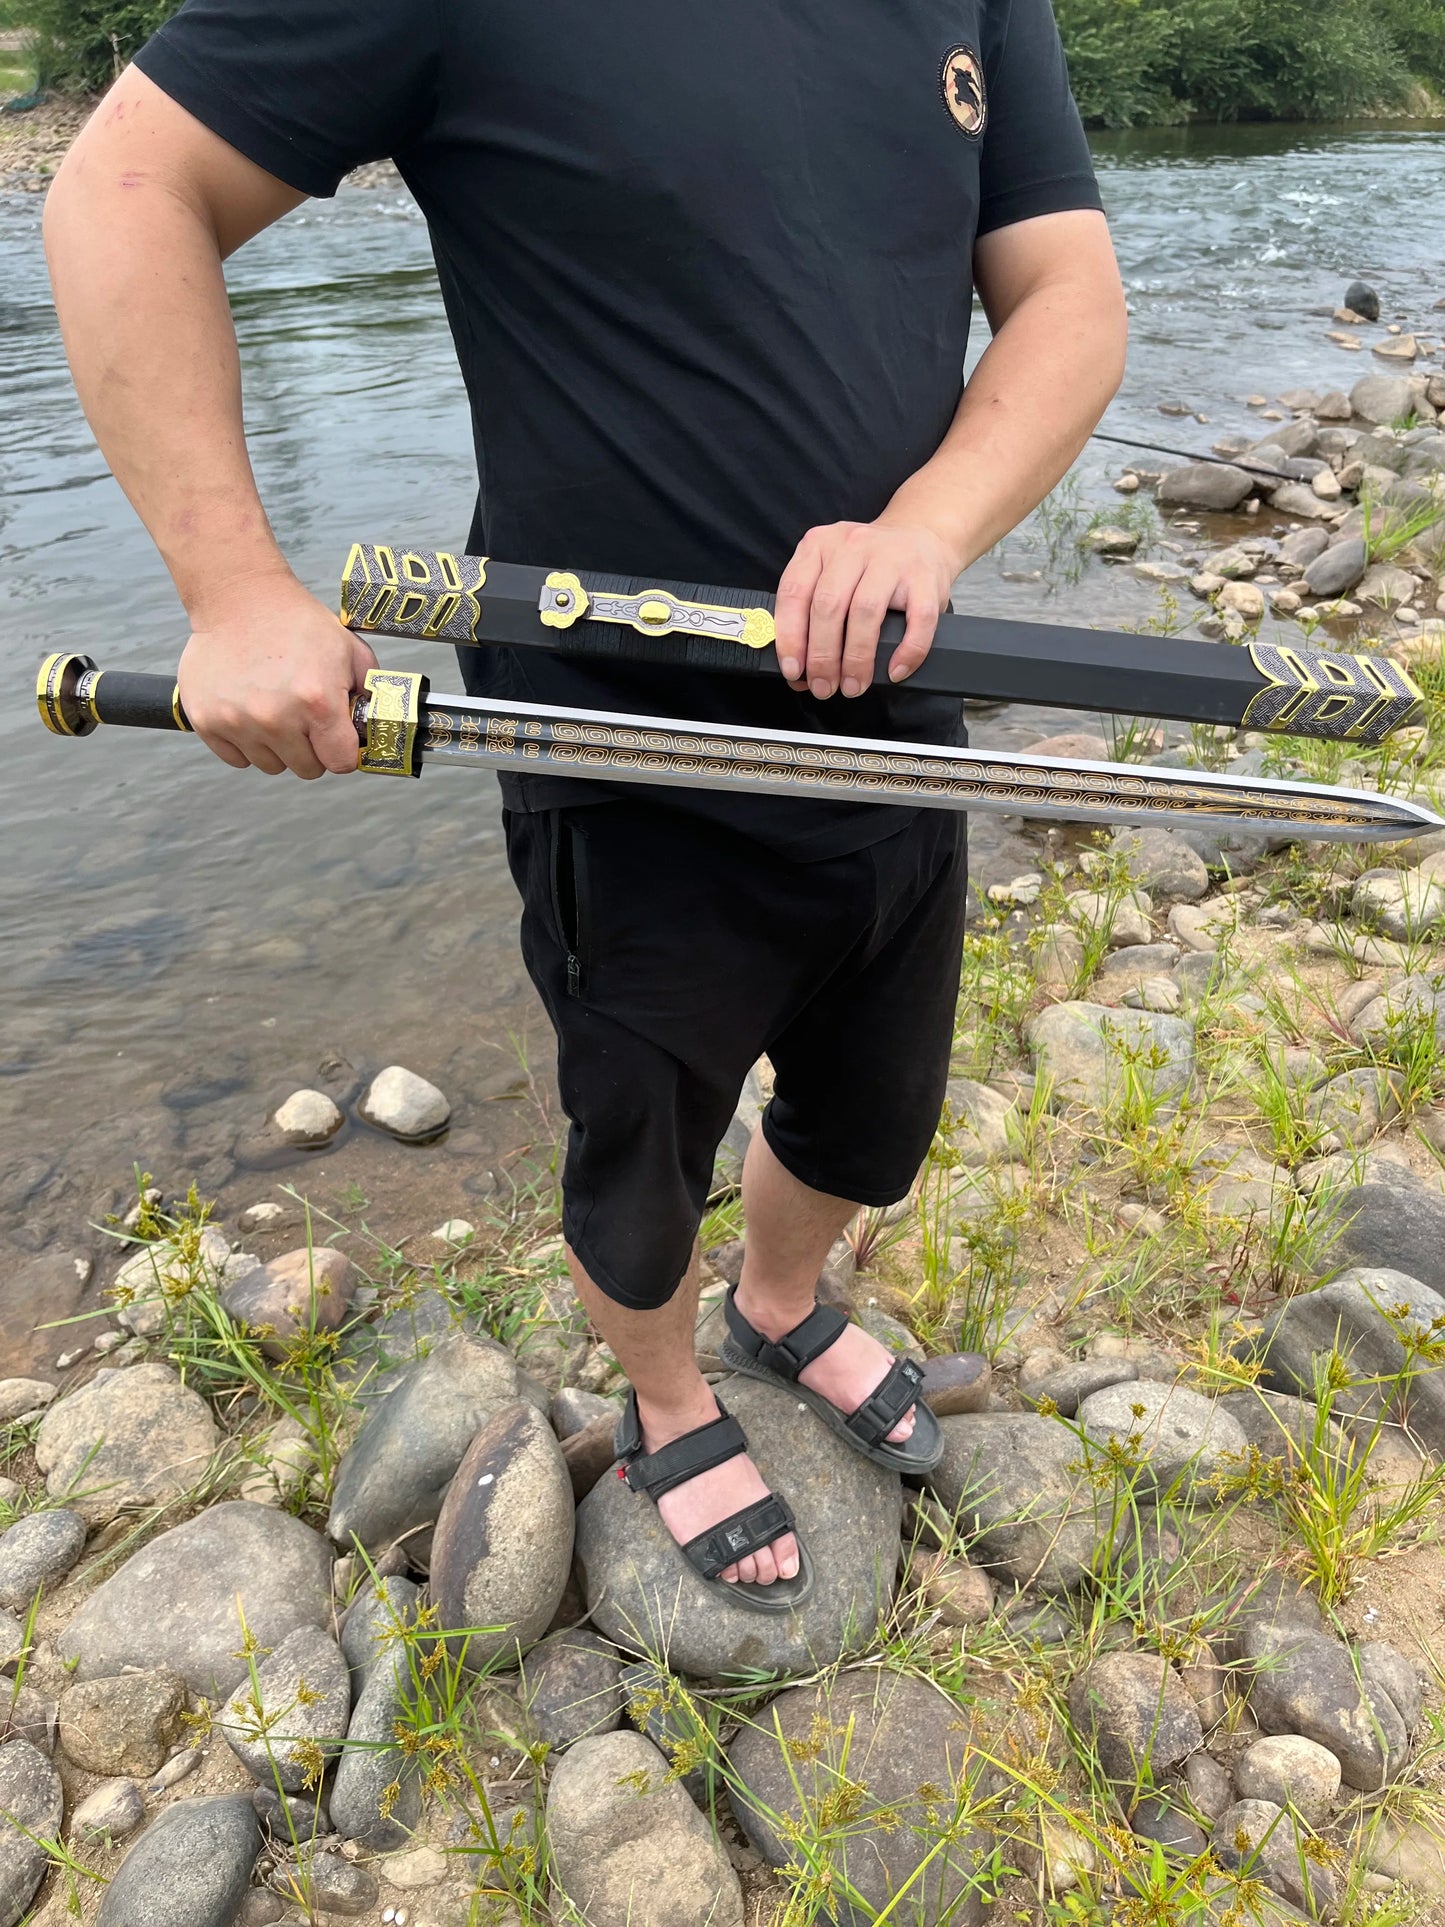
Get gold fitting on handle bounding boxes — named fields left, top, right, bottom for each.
left=36, top=653, right=100, bottom=737
left=358, top=667, right=428, bottom=777
left=539, top=570, right=590, bottom=630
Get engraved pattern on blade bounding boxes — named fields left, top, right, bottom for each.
left=358, top=668, right=427, bottom=777
left=539, top=579, right=776, bottom=649
left=340, top=543, right=487, bottom=642
left=1243, top=642, right=1424, bottom=743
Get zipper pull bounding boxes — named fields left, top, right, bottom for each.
left=567, top=953, right=581, bottom=996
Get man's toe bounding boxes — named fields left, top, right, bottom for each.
left=776, top=1532, right=801, bottom=1580
left=888, top=1407, right=918, bottom=1443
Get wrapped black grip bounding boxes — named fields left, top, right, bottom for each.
left=87, top=670, right=190, bottom=731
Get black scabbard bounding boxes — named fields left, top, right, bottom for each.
left=337, top=542, right=1425, bottom=747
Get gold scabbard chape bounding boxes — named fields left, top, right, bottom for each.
left=340, top=542, right=487, bottom=642
left=1243, top=642, right=1424, bottom=744
left=358, top=667, right=428, bottom=777
left=538, top=573, right=776, bottom=650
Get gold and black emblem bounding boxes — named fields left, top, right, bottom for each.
left=940, top=44, right=987, bottom=139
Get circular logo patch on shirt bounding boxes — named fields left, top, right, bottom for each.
left=940, top=44, right=987, bottom=139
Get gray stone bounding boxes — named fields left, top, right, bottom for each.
left=1304, top=1067, right=1401, bottom=1148
left=273, top=1851, right=377, bottom=1915
left=1189, top=1142, right=1284, bottom=1218
left=1276, top=528, right=1330, bottom=571
left=1212, top=1799, right=1338, bottom=1917
left=220, top=1625, right=351, bottom=1791
left=71, top=1776, right=146, bottom=1843
left=514, top=1279, right=592, bottom=1393
left=328, top=1331, right=539, bottom=1555
left=0, top=1741, right=62, bottom=1927
left=59, top=1501, right=333, bottom=1697
left=1129, top=1794, right=1206, bottom=1859
left=1076, top=1381, right=1248, bottom=1495
left=575, top=1374, right=902, bottom=1679
left=910, top=1551, right=995, bottom=1626
left=1351, top=871, right=1445, bottom=942
left=59, top=1667, right=187, bottom=1776
left=1158, top=463, right=1254, bottom=511
left=0, top=1508, right=86, bottom=1611
left=729, top=1670, right=991, bottom=1927
left=549, top=1732, right=742, bottom=1927
left=1183, top=1750, right=1234, bottom=1822
left=1025, top=1002, right=1193, bottom=1115
left=1301, top=536, right=1367, bottom=598
left=1244, top=1622, right=1409, bottom=1791
left=219, top=1247, right=355, bottom=1361
left=919, top=1352, right=991, bottom=1416
left=97, top=1794, right=261, bottom=1927
left=928, top=1413, right=1103, bottom=1593
left=1020, top=1357, right=1138, bottom=1417
left=339, top=1575, right=421, bottom=1689
left=34, top=1361, right=219, bottom=1526
left=428, top=1401, right=574, bottom=1670
left=1215, top=1391, right=1343, bottom=1468
left=1357, top=562, right=1420, bottom=609
left=251, top=1782, right=330, bottom=1843
left=1234, top=1735, right=1341, bottom=1824
left=0, top=1382, right=56, bottom=1426
left=0, top=1686, right=54, bottom=1757
left=1359, top=1639, right=1423, bottom=1732
left=1257, top=1264, right=1445, bottom=1452
left=943, top=1077, right=1016, bottom=1164
left=1067, top=1653, right=1202, bottom=1785
left=551, top=1387, right=619, bottom=1439
left=327, top=1653, right=421, bottom=1851
left=270, top=1090, right=343, bottom=1147
left=1064, top=886, right=1153, bottom=947
left=1351, top=372, right=1413, bottom=423
left=1267, top=482, right=1336, bottom=520
left=357, top=1065, right=450, bottom=1141
left=617, top=1659, right=709, bottom=1800
left=522, top=1629, right=624, bottom=1749
left=1096, top=942, right=1183, bottom=989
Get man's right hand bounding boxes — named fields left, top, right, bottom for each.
left=177, top=575, right=379, bottom=779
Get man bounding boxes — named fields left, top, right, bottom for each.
left=45, top=0, right=1126, bottom=1608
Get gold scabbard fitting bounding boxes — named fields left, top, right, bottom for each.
left=1243, top=641, right=1424, bottom=744
left=537, top=572, right=775, bottom=650
left=36, top=653, right=100, bottom=737
left=358, top=667, right=428, bottom=777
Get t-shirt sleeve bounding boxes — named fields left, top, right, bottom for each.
left=976, top=0, right=1103, bottom=237
left=132, top=0, right=439, bottom=198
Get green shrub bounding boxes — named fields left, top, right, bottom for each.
left=19, top=0, right=174, bottom=93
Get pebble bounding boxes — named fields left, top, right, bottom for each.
left=147, top=1747, right=201, bottom=1792
left=918, top=1351, right=991, bottom=1415
left=431, top=1217, right=475, bottom=1242
left=59, top=1667, right=188, bottom=1776
left=911, top=1550, right=995, bottom=1625
left=1020, top=1356, right=1138, bottom=1417
left=1212, top=1799, right=1338, bottom=1916
left=1084, top=524, right=1139, bottom=555
left=358, top=1065, right=451, bottom=1141
left=273, top=1851, right=378, bottom=1915
left=0, top=1741, right=63, bottom=1925
left=1110, top=827, right=1209, bottom=902
left=71, top=1776, right=146, bottom=1843
left=328, top=1653, right=421, bottom=1850
left=220, top=1245, right=355, bottom=1360
left=928, top=1412, right=1102, bottom=1593
left=522, top=1629, right=625, bottom=1750
left=271, top=1089, right=344, bottom=1146
left=0, top=1507, right=86, bottom=1611
left=0, top=1381, right=57, bottom=1426
left=1184, top=1750, right=1234, bottom=1821
left=1217, top=580, right=1265, bottom=622
left=1063, top=885, right=1153, bottom=948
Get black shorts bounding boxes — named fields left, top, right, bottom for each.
left=504, top=799, right=967, bottom=1311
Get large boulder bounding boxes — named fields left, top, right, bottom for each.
left=1309, top=1187, right=1445, bottom=1298
left=428, top=1401, right=574, bottom=1670
left=547, top=1731, right=743, bottom=1927
left=328, top=1330, right=541, bottom=1555
left=928, top=1413, right=1104, bottom=1593
left=96, top=1794, right=260, bottom=1926
left=58, top=1502, right=332, bottom=1697
left=1158, top=463, right=1253, bottom=511
left=1026, top=1003, right=1193, bottom=1116
left=575, top=1374, right=901, bottom=1679
left=34, top=1363, right=218, bottom=1526
left=728, top=1670, right=993, bottom=1927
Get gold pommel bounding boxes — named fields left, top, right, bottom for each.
left=358, top=667, right=428, bottom=777
left=36, top=652, right=100, bottom=737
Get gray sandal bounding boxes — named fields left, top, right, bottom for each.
left=719, top=1285, right=944, bottom=1475
left=614, top=1389, right=814, bottom=1614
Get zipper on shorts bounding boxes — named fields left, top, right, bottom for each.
left=550, top=814, right=590, bottom=998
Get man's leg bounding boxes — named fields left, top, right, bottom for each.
left=732, top=1129, right=915, bottom=1445
left=566, top=1242, right=800, bottom=1587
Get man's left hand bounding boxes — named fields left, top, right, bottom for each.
left=773, top=520, right=959, bottom=700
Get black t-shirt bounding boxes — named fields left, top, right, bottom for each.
left=136, top=0, right=1101, bottom=858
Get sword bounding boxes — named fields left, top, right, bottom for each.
left=336, top=542, right=1427, bottom=748
left=35, top=654, right=1443, bottom=842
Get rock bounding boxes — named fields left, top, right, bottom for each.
left=1310, top=466, right=1342, bottom=500
left=1076, top=1381, right=1248, bottom=1495
left=729, top=1670, right=990, bottom=1926
left=327, top=1651, right=421, bottom=1851
left=1024, top=731, right=1109, bottom=761
left=1034, top=923, right=1085, bottom=990
left=1351, top=372, right=1413, bottom=422
left=1111, top=829, right=1209, bottom=902
left=34, top=1361, right=219, bottom=1526
left=273, top=1851, right=378, bottom=1915
left=358, top=1065, right=450, bottom=1141
left=1190, top=1142, right=1283, bottom=1218
left=561, top=1413, right=620, bottom=1501
left=1084, top=524, right=1140, bottom=555
left=1244, top=1624, right=1409, bottom=1791
left=0, top=1508, right=86, bottom=1611
left=220, top=1247, right=355, bottom=1360
left=1096, top=942, right=1183, bottom=990
left=1026, top=1002, right=1193, bottom=1116
left=521, top=1629, right=624, bottom=1749
left=1064, top=886, right=1152, bottom=947
left=1351, top=867, right=1445, bottom=939
left=96, top=1793, right=261, bottom=1927
left=1266, top=482, right=1334, bottom=519
left=1366, top=1816, right=1445, bottom=1891
left=0, top=1741, right=62, bottom=1927
left=71, top=1775, right=146, bottom=1843
left=271, top=1090, right=344, bottom=1146
left=548, top=1731, right=741, bottom=1927
left=1359, top=1639, right=1423, bottom=1731
left=1215, top=1391, right=1341, bottom=1468
left=1305, top=1066, right=1401, bottom=1148
left=1020, top=1356, right=1138, bottom=1417
left=1374, top=333, right=1418, bottom=362
left=1234, top=1735, right=1341, bottom=1824
left=1218, top=580, right=1265, bottom=623
left=942, top=1077, right=1015, bottom=1164
left=1257, top=1264, right=1445, bottom=1452
left=339, top=1575, right=422, bottom=1687
left=911, top=1550, right=995, bottom=1626
left=575, top=1374, right=902, bottom=1679
left=1184, top=1750, right=1234, bottom=1822
left=928, top=1413, right=1103, bottom=1593
left=110, top=1226, right=250, bottom=1336
left=1277, top=527, right=1331, bottom=571
left=513, top=1279, right=592, bottom=1392
left=429, top=1402, right=574, bottom=1670
left=328, top=1331, right=539, bottom=1555
left=0, top=1382, right=56, bottom=1426
left=59, top=1666, right=187, bottom=1776
left=1067, top=1653, right=1202, bottom=1785
left=375, top=1844, right=448, bottom=1887
left=919, top=1352, right=991, bottom=1416
left=1130, top=1794, right=1206, bottom=1859
left=1344, top=282, right=1380, bottom=323
left=1212, top=1799, right=1338, bottom=1917
left=712, top=1060, right=766, bottom=1189
left=1357, top=562, right=1419, bottom=609
left=220, top=1625, right=350, bottom=1791
left=1158, top=463, right=1253, bottom=511
left=1203, top=545, right=1258, bottom=579
left=551, top=1387, right=618, bottom=1439
left=59, top=1502, right=332, bottom=1697
left=1301, top=536, right=1367, bottom=598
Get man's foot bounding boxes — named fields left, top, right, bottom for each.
left=730, top=1284, right=917, bottom=1445
left=640, top=1389, right=802, bottom=1588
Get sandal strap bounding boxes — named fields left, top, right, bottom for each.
left=613, top=1389, right=748, bottom=1499
left=844, top=1355, right=926, bottom=1449
left=723, top=1284, right=848, bottom=1376
left=680, top=1493, right=798, bottom=1582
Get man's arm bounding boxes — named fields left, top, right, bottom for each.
left=44, top=67, right=376, bottom=778
left=773, top=209, right=1128, bottom=700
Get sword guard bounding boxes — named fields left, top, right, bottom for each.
left=357, top=667, right=428, bottom=777
left=538, top=571, right=776, bottom=650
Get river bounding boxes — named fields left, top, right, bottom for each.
left=0, top=118, right=1442, bottom=1368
